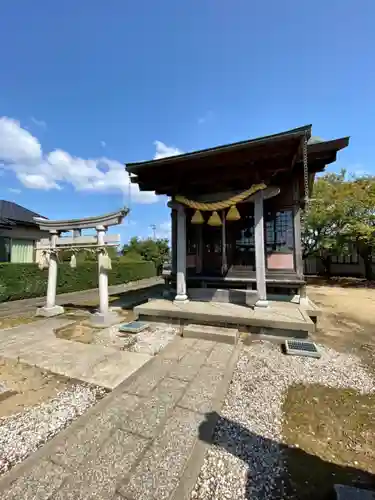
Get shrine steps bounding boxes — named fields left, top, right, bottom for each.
left=135, top=298, right=316, bottom=343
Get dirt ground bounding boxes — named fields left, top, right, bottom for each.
left=283, top=384, right=375, bottom=499
left=308, top=284, right=375, bottom=371
left=0, top=314, right=38, bottom=330
left=0, top=357, right=71, bottom=418
left=281, top=284, right=375, bottom=499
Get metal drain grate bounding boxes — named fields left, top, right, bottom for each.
left=118, top=321, right=149, bottom=334
left=284, top=339, right=321, bottom=359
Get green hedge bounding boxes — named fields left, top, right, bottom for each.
left=0, top=261, right=156, bottom=302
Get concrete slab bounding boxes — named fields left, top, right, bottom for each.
left=2, top=460, right=69, bottom=500
left=120, top=377, right=188, bottom=438
left=183, top=323, right=239, bottom=344
left=0, top=337, right=239, bottom=500
left=135, top=298, right=315, bottom=334
left=118, top=406, right=203, bottom=500
left=54, top=430, right=148, bottom=500
left=334, top=485, right=375, bottom=500
left=0, top=318, right=151, bottom=389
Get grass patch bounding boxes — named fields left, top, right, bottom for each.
left=282, top=384, right=375, bottom=499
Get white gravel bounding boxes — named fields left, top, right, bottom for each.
left=191, top=341, right=375, bottom=500
left=92, top=322, right=178, bottom=356
left=0, top=383, right=106, bottom=476
left=127, top=322, right=178, bottom=356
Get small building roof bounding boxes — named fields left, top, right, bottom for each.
left=126, top=125, right=349, bottom=196
left=0, top=200, right=46, bottom=228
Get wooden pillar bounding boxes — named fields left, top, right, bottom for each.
left=254, top=191, right=268, bottom=307
left=293, top=178, right=309, bottom=305
left=171, top=208, right=177, bottom=275
left=221, top=209, right=227, bottom=274
left=293, top=179, right=304, bottom=278
left=196, top=224, right=203, bottom=274
left=174, top=204, right=188, bottom=302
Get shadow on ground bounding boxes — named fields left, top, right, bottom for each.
left=199, top=411, right=375, bottom=500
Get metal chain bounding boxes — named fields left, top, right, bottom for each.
left=303, top=133, right=309, bottom=212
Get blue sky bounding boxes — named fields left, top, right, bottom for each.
left=0, top=0, right=374, bottom=244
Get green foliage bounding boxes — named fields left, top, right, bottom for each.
left=0, top=260, right=156, bottom=302
left=303, top=171, right=375, bottom=278
left=122, top=236, right=170, bottom=274
left=59, top=246, right=119, bottom=263
left=118, top=251, right=145, bottom=262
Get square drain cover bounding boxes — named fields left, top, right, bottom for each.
left=118, top=321, right=149, bottom=334
left=284, top=340, right=321, bottom=359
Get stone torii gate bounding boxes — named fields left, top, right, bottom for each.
left=33, top=209, right=128, bottom=325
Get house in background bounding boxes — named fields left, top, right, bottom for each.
left=0, top=200, right=48, bottom=263
left=304, top=248, right=375, bottom=278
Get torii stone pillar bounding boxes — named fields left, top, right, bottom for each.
left=33, top=208, right=128, bottom=323
left=97, top=225, right=109, bottom=316
left=90, top=224, right=120, bottom=326
left=37, top=230, right=64, bottom=317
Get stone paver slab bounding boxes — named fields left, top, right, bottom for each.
left=119, top=407, right=203, bottom=500
left=190, top=339, right=216, bottom=353
left=184, top=324, right=239, bottom=345
left=49, top=393, right=142, bottom=468
left=121, top=377, right=187, bottom=438
left=205, top=342, right=234, bottom=369
left=54, top=429, right=148, bottom=500
left=159, top=338, right=191, bottom=361
left=86, top=351, right=151, bottom=389
left=167, top=350, right=208, bottom=382
left=0, top=330, right=151, bottom=389
left=124, top=356, right=175, bottom=396
left=3, top=460, right=69, bottom=500
left=178, top=365, right=224, bottom=414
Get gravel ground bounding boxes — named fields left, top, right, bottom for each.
left=127, top=322, right=178, bottom=356
left=191, top=341, right=375, bottom=500
left=92, top=322, right=178, bottom=356
left=0, top=383, right=106, bottom=476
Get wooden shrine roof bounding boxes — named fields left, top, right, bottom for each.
left=126, top=125, right=349, bottom=196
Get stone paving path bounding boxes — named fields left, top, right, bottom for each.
left=0, top=336, right=239, bottom=500
left=0, top=318, right=151, bottom=389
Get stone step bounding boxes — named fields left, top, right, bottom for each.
left=183, top=323, right=239, bottom=345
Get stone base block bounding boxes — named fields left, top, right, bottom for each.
left=36, top=305, right=65, bottom=317
left=183, top=323, right=239, bottom=345
left=89, top=311, right=120, bottom=328
left=173, top=295, right=189, bottom=304
left=255, top=299, right=269, bottom=308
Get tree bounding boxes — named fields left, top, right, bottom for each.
left=122, top=237, right=170, bottom=274
left=302, top=171, right=349, bottom=275
left=303, top=171, right=375, bottom=279
left=343, top=176, right=375, bottom=279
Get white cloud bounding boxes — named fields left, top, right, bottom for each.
left=0, top=116, right=157, bottom=204
left=100, top=140, right=106, bottom=148
left=153, top=140, right=183, bottom=160
left=30, top=117, right=47, bottom=129
left=0, top=117, right=42, bottom=163
left=8, top=187, right=21, bottom=194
